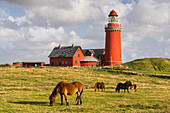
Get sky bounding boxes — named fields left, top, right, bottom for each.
left=0, top=0, right=169, bottom=64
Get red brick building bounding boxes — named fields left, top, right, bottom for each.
left=13, top=62, right=45, bottom=67
left=48, top=44, right=85, bottom=67
left=48, top=44, right=101, bottom=67
left=22, top=62, right=45, bottom=67
left=80, top=56, right=99, bottom=67
left=13, top=62, right=23, bottom=66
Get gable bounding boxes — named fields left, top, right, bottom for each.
left=83, top=49, right=105, bottom=58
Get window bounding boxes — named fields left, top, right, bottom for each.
left=62, top=61, right=64, bottom=64
left=78, top=54, right=80, bottom=58
left=75, top=60, right=77, bottom=64
left=65, top=61, right=68, bottom=64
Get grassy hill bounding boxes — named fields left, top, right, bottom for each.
left=0, top=66, right=169, bottom=112
left=122, top=58, right=170, bottom=72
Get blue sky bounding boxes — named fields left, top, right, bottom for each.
left=0, top=2, right=25, bottom=18
left=0, top=0, right=169, bottom=64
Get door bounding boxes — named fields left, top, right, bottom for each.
left=59, top=61, right=61, bottom=66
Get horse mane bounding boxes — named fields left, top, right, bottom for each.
left=125, top=81, right=132, bottom=86
left=94, top=82, right=99, bottom=88
left=101, top=82, right=104, bottom=84
left=51, top=81, right=64, bottom=97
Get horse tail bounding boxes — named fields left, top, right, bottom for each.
left=135, top=85, right=137, bottom=89
left=94, top=86, right=96, bottom=92
left=94, top=82, right=98, bottom=92
left=134, top=85, right=137, bottom=92
left=80, top=88, right=83, bottom=96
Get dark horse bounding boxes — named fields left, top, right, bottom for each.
left=49, top=81, right=83, bottom=106
left=115, top=81, right=132, bottom=93
left=94, top=82, right=105, bottom=92
left=129, top=84, right=137, bottom=92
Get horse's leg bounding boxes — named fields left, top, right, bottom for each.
left=79, top=96, right=82, bottom=105
left=127, top=88, right=129, bottom=93
left=98, top=88, right=99, bottom=92
left=60, top=94, right=63, bottom=105
left=80, top=88, right=83, bottom=105
left=64, top=93, right=69, bottom=106
left=76, top=92, right=80, bottom=105
left=76, top=96, right=80, bottom=105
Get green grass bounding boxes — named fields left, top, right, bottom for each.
left=122, top=58, right=170, bottom=72
left=0, top=66, right=169, bottom=112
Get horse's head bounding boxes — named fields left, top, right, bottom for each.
left=49, top=95, right=55, bottom=106
left=49, top=83, right=61, bottom=106
left=125, top=81, right=132, bottom=86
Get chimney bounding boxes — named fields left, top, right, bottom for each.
left=72, top=43, right=75, bottom=47
left=58, top=44, right=61, bottom=49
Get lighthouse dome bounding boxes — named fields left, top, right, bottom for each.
left=109, top=10, right=118, bottom=17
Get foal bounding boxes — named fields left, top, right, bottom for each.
left=49, top=81, right=83, bottom=106
left=94, top=82, right=105, bottom=92
left=115, top=81, right=132, bottom=93
left=129, top=84, right=137, bottom=92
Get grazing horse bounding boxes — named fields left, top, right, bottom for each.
left=94, top=82, right=105, bottom=92
left=115, top=81, right=132, bottom=93
left=129, top=84, right=137, bottom=92
left=49, top=81, right=83, bottom=106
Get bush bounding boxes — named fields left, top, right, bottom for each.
left=0, top=64, right=11, bottom=67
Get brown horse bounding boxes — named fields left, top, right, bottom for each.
left=129, top=84, right=137, bottom=92
left=49, top=81, right=83, bottom=106
left=94, top=82, right=105, bottom=92
left=115, top=81, right=132, bottom=93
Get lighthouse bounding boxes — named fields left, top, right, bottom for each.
left=104, top=9, right=122, bottom=66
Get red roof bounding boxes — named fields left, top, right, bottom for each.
left=109, top=10, right=118, bottom=17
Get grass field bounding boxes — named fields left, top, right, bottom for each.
left=122, top=58, right=170, bottom=72
left=0, top=66, right=169, bottom=112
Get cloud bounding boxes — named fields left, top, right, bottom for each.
left=0, top=0, right=72, bottom=8
left=121, top=0, right=170, bottom=61
left=0, top=10, right=96, bottom=63
left=126, top=0, right=170, bottom=26
left=0, top=0, right=169, bottom=64
left=1, top=0, right=131, bottom=27
left=24, top=0, right=104, bottom=27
